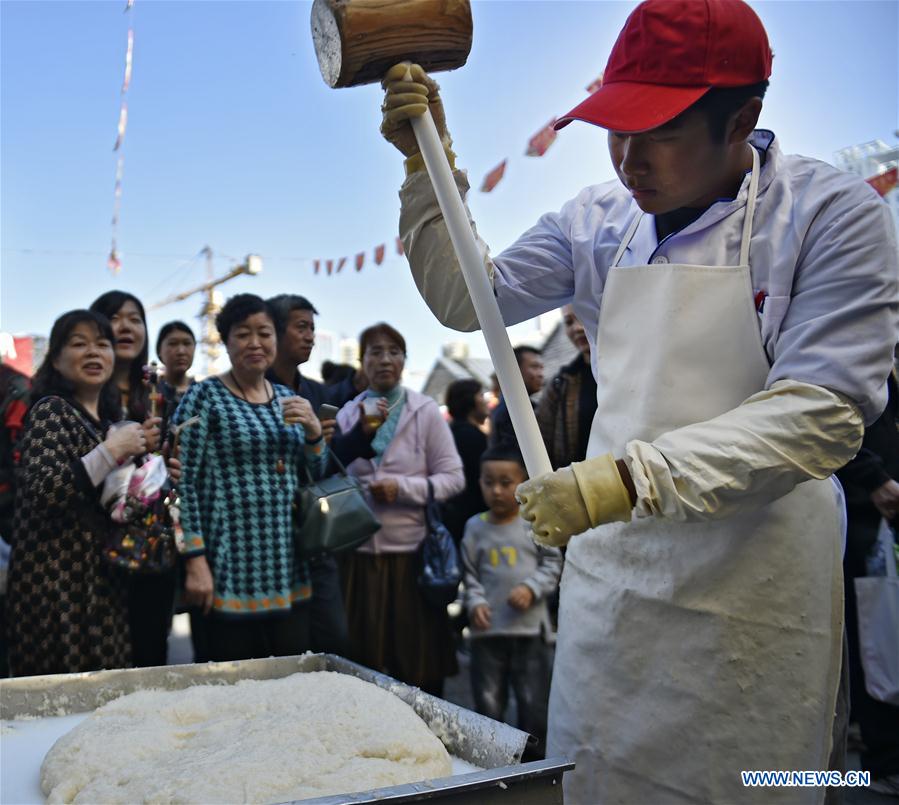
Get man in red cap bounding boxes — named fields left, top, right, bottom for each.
left=379, top=0, right=898, bottom=801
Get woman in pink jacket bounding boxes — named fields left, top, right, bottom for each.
left=333, top=323, right=464, bottom=695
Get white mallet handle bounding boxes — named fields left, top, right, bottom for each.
left=409, top=109, right=553, bottom=480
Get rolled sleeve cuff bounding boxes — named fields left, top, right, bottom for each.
left=182, top=533, right=206, bottom=556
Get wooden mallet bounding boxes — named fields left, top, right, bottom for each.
left=311, top=0, right=553, bottom=480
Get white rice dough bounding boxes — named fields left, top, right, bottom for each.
left=40, top=671, right=452, bottom=804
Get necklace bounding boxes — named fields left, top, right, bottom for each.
left=229, top=371, right=273, bottom=404
left=228, top=372, right=286, bottom=474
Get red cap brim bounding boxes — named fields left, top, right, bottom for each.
left=554, top=81, right=711, bottom=133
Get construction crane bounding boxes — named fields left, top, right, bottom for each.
left=150, top=246, right=262, bottom=374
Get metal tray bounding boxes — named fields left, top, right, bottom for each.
left=0, top=654, right=573, bottom=804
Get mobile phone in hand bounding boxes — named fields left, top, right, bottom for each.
left=317, top=403, right=339, bottom=420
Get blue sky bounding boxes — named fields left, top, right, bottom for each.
left=2, top=0, right=897, bottom=383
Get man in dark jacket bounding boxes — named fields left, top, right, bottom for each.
left=836, top=370, right=899, bottom=793
left=489, top=346, right=544, bottom=451
left=536, top=306, right=597, bottom=470
left=266, top=293, right=361, bottom=659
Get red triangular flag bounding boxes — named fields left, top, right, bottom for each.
left=374, top=244, right=386, bottom=265
left=396, top=237, right=405, bottom=256
left=526, top=119, right=558, bottom=157
left=355, top=252, right=365, bottom=271
left=585, top=72, right=604, bottom=94
left=336, top=257, right=347, bottom=273
left=313, top=259, right=320, bottom=275
left=867, top=167, right=898, bottom=197
left=326, top=259, right=334, bottom=276
left=480, top=160, right=507, bottom=193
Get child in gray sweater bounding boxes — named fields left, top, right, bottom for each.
left=461, top=446, right=562, bottom=758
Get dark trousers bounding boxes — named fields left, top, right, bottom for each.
left=207, top=602, right=311, bottom=662
left=128, top=572, right=176, bottom=667
left=308, top=555, right=350, bottom=657
left=188, top=608, right=210, bottom=663
left=470, top=635, right=552, bottom=759
left=844, top=512, right=899, bottom=780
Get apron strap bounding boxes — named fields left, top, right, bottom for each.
left=739, top=145, right=761, bottom=266
left=612, top=211, right=642, bottom=267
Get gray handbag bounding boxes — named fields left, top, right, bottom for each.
left=293, top=454, right=380, bottom=560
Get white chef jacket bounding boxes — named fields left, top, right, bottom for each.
left=400, top=130, right=899, bottom=426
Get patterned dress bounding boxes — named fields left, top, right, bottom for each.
left=7, top=397, right=131, bottom=676
left=173, top=378, right=325, bottom=618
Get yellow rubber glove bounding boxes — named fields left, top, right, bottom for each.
left=380, top=62, right=455, bottom=174
left=517, top=454, right=634, bottom=547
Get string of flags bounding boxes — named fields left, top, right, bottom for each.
left=478, top=73, right=603, bottom=194
left=310, top=238, right=404, bottom=276
left=98, top=60, right=599, bottom=277
left=107, top=0, right=136, bottom=274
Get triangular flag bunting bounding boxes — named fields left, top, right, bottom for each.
left=313, top=259, right=320, bottom=275
left=336, top=257, right=347, bottom=273
left=355, top=252, right=365, bottom=271
left=867, top=167, right=898, bottom=197
left=396, top=237, right=405, bottom=256
left=326, top=259, right=334, bottom=275
left=374, top=244, right=386, bottom=265
left=480, top=159, right=507, bottom=193
left=526, top=119, right=558, bottom=157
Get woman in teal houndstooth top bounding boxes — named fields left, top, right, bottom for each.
left=174, top=294, right=326, bottom=662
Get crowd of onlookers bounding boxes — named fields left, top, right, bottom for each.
left=0, top=289, right=896, bottom=774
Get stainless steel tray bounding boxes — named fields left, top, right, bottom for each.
left=0, top=654, right=573, bottom=804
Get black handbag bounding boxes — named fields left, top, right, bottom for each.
left=418, top=480, right=462, bottom=609
left=104, top=476, right=179, bottom=574
left=293, top=454, right=381, bottom=560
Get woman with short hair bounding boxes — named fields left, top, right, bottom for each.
left=175, top=294, right=325, bottom=661
left=333, top=322, right=465, bottom=695
left=7, top=310, right=146, bottom=676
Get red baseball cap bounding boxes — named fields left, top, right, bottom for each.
left=555, top=0, right=773, bottom=133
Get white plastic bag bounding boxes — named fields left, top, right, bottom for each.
left=854, top=519, right=899, bottom=705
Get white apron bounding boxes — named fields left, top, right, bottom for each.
left=548, top=148, right=843, bottom=804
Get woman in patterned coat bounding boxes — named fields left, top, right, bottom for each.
left=175, top=294, right=326, bottom=662
left=7, top=310, right=147, bottom=676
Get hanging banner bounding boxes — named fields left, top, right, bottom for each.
left=480, top=159, right=507, bottom=193
left=374, top=244, right=385, bottom=265
left=109, top=1, right=135, bottom=273
left=107, top=247, right=122, bottom=275
left=355, top=252, right=365, bottom=271
left=867, top=167, right=898, bottom=197
left=122, top=30, right=134, bottom=92
left=526, top=119, right=558, bottom=157
left=113, top=102, right=129, bottom=151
